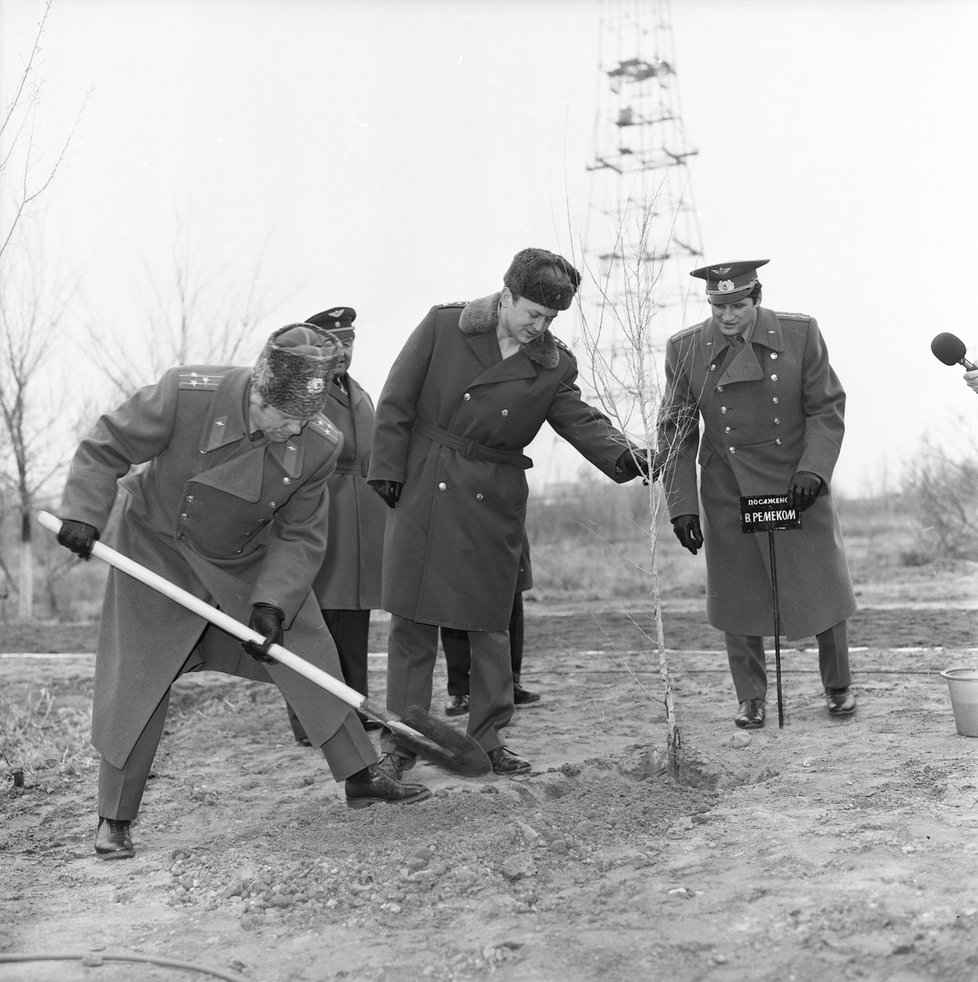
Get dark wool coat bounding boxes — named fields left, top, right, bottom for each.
left=59, top=366, right=356, bottom=768
left=312, top=375, right=387, bottom=610
left=369, top=295, right=632, bottom=632
left=659, top=307, right=856, bottom=640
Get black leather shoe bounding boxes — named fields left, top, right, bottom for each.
left=487, top=746, right=532, bottom=776
left=826, top=687, right=857, bottom=716
left=513, top=683, right=541, bottom=706
left=445, top=694, right=470, bottom=716
left=734, top=698, right=765, bottom=729
left=344, top=763, right=431, bottom=809
left=95, top=817, right=134, bottom=859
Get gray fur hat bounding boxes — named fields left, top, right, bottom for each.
left=503, top=247, right=582, bottom=311
left=253, top=324, right=341, bottom=418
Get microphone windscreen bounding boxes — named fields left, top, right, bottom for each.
left=931, top=332, right=967, bottom=366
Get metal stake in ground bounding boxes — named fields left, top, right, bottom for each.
left=740, top=494, right=803, bottom=730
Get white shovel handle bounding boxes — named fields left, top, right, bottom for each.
left=37, top=510, right=373, bottom=713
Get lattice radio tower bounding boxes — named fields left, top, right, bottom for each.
left=573, top=0, right=706, bottom=412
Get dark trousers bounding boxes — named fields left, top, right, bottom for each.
left=440, top=593, right=524, bottom=697
left=98, top=675, right=376, bottom=821
left=724, top=620, right=852, bottom=702
left=288, top=608, right=371, bottom=742
left=383, top=614, right=513, bottom=754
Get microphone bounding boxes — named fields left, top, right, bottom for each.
left=931, top=332, right=978, bottom=371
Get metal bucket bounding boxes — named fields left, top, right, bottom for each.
left=940, top=668, right=978, bottom=737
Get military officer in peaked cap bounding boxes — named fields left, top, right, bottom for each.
left=658, top=259, right=857, bottom=729
left=56, top=324, right=430, bottom=860
left=282, top=306, right=389, bottom=743
left=368, top=246, right=662, bottom=778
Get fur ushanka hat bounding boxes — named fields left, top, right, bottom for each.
left=253, top=324, right=341, bottom=418
left=503, top=247, right=582, bottom=311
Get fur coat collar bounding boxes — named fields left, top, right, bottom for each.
left=458, top=293, right=561, bottom=369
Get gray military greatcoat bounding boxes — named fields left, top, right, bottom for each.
left=659, top=306, right=856, bottom=640
left=60, top=366, right=356, bottom=768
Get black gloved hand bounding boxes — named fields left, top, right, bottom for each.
left=787, top=471, right=822, bottom=512
left=243, top=603, right=285, bottom=664
left=671, top=514, right=704, bottom=555
left=368, top=479, right=403, bottom=509
left=56, top=520, right=100, bottom=560
left=616, top=448, right=663, bottom=484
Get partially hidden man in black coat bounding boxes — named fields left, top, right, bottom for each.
left=56, top=325, right=430, bottom=860
left=367, top=247, right=661, bottom=778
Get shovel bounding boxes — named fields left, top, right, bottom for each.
left=38, top=511, right=491, bottom=777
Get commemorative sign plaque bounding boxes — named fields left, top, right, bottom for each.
left=740, top=494, right=802, bottom=533
left=739, top=492, right=803, bottom=729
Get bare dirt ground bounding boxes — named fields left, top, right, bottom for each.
left=2, top=586, right=978, bottom=982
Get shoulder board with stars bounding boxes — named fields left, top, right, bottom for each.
left=178, top=371, right=223, bottom=391
left=306, top=413, right=342, bottom=447
left=669, top=324, right=702, bottom=343
left=776, top=311, right=812, bottom=321
left=552, top=335, right=577, bottom=363
left=438, top=300, right=467, bottom=309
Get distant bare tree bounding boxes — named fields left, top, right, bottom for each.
left=0, top=0, right=84, bottom=620
left=84, top=212, right=291, bottom=401
left=902, top=430, right=978, bottom=563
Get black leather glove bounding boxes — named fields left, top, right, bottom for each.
left=787, top=471, right=822, bottom=512
left=56, top=520, right=100, bottom=560
left=368, top=479, right=403, bottom=509
left=616, top=448, right=663, bottom=484
left=671, top=514, right=704, bottom=555
left=242, top=603, right=285, bottom=664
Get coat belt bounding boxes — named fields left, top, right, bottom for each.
left=413, top=420, right=533, bottom=470
left=333, top=459, right=370, bottom=476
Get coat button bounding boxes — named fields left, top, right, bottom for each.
left=721, top=407, right=728, bottom=414
left=770, top=352, right=778, bottom=360
left=776, top=438, right=782, bottom=445
left=185, top=494, right=195, bottom=503
left=176, top=532, right=185, bottom=540
left=476, top=493, right=484, bottom=501
left=438, top=482, right=447, bottom=491
left=773, top=396, right=780, bottom=404
left=463, top=393, right=471, bottom=401
left=501, top=409, right=509, bottom=417
left=724, top=426, right=731, bottom=433
left=729, top=447, right=736, bottom=454
left=770, top=374, right=778, bottom=382
left=716, top=385, right=724, bottom=392
left=709, top=364, right=716, bottom=372
left=773, top=417, right=781, bottom=424
left=282, top=477, right=292, bottom=485
left=179, top=512, right=189, bottom=520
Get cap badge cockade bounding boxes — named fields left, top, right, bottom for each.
left=717, top=280, right=736, bottom=293
left=307, top=377, right=326, bottom=394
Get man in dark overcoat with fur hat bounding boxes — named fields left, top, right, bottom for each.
left=56, top=324, right=430, bottom=860
left=368, top=247, right=660, bottom=777
left=282, top=307, right=389, bottom=743
left=658, top=259, right=857, bottom=730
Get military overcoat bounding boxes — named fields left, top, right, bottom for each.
left=659, top=306, right=856, bottom=640
left=59, top=366, right=356, bottom=768
left=369, top=294, right=632, bottom=633
left=312, top=375, right=386, bottom=610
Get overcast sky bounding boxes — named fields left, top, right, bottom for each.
left=2, top=0, right=977, bottom=498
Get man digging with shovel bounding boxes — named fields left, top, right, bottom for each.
left=54, top=324, right=432, bottom=860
